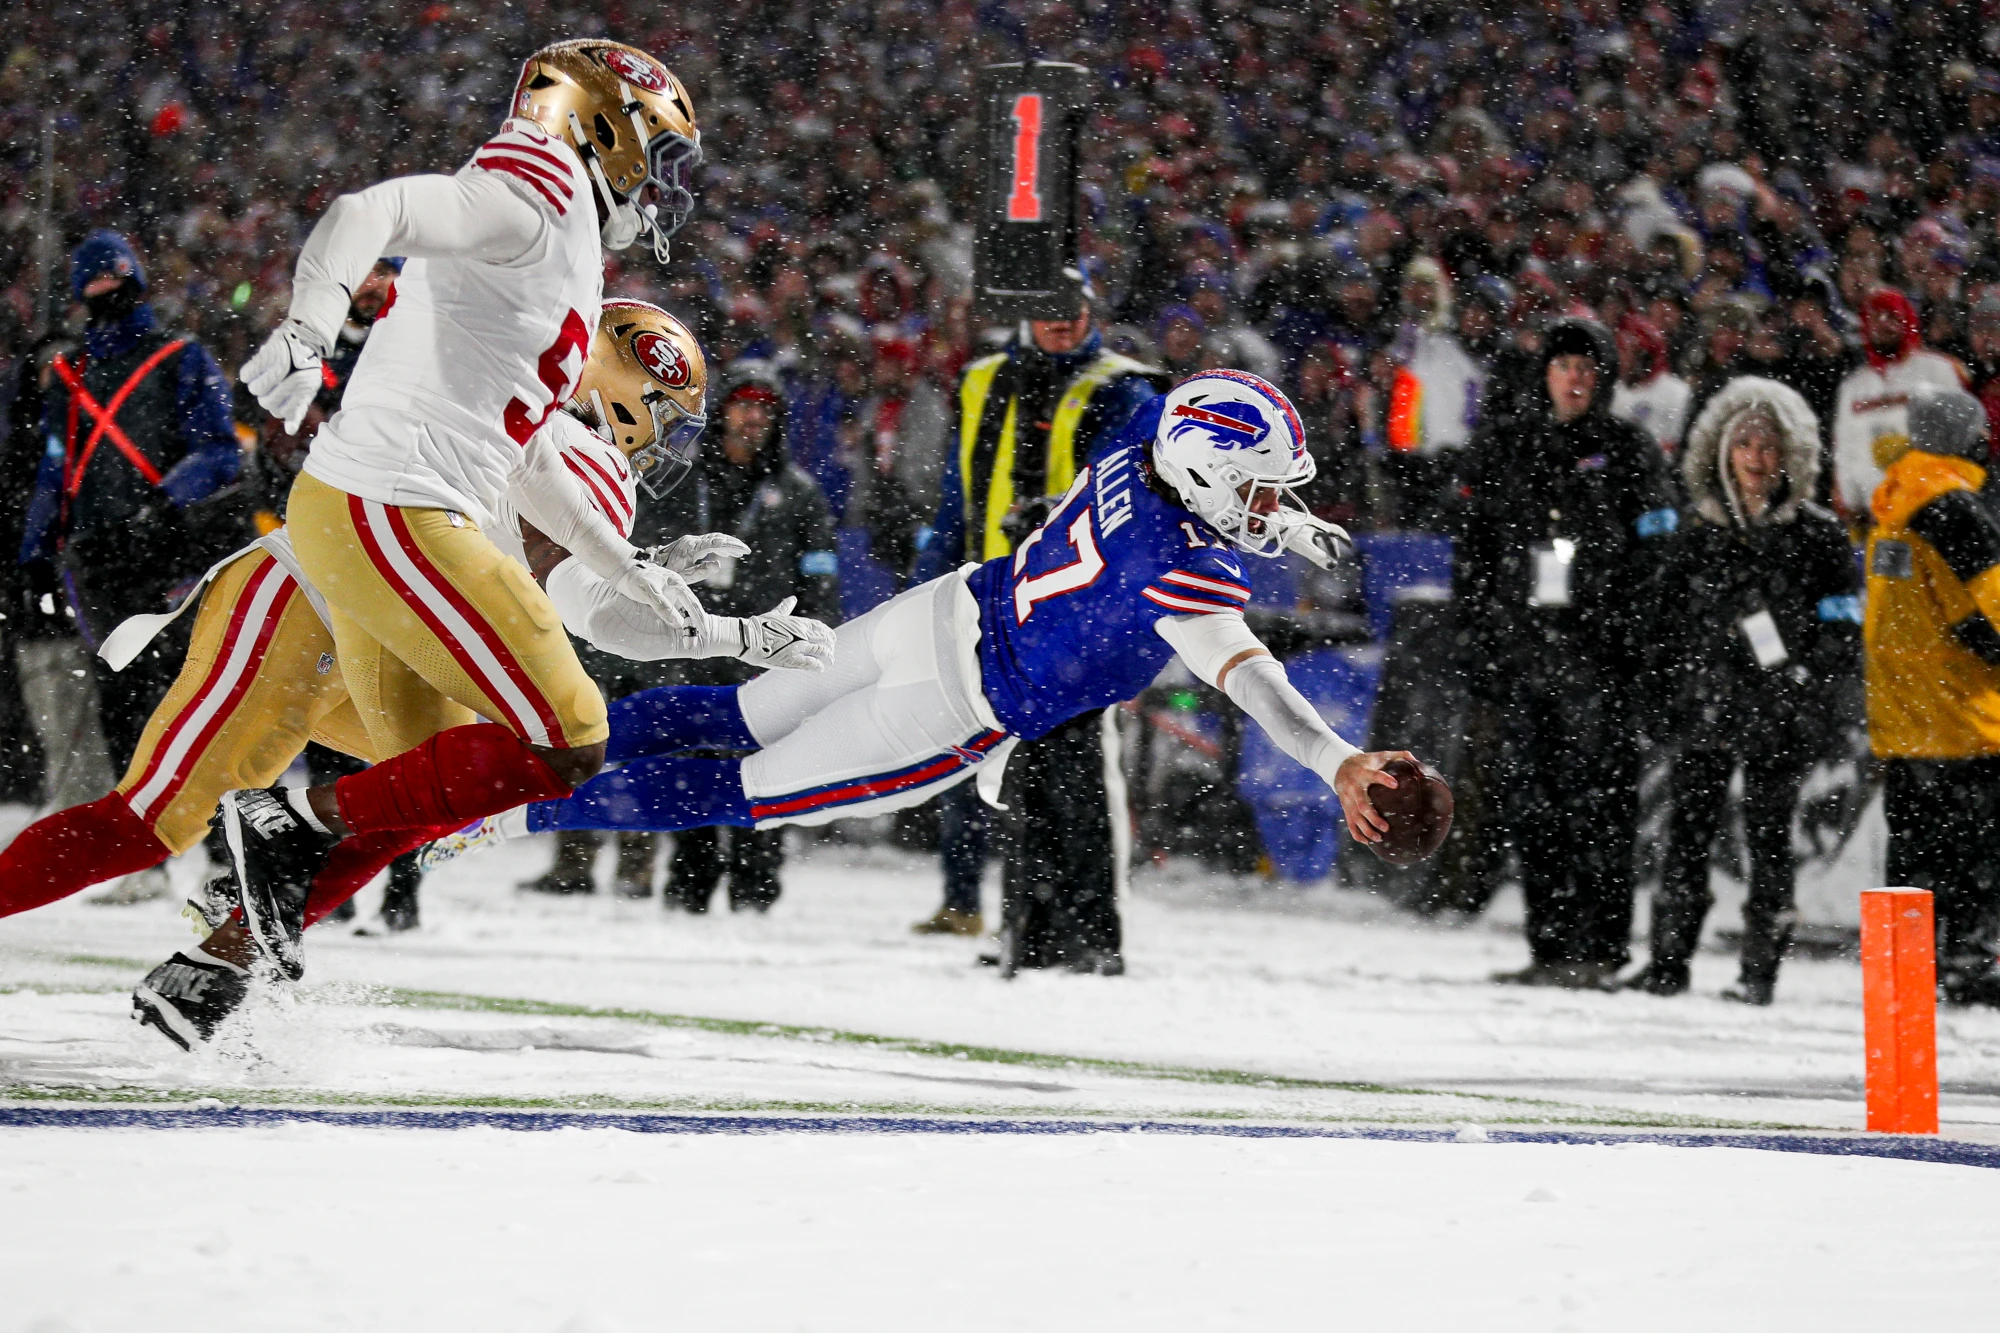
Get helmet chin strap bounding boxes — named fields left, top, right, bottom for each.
left=568, top=110, right=644, bottom=252
left=615, top=82, right=675, bottom=263
left=641, top=206, right=671, bottom=264
left=585, top=389, right=616, bottom=444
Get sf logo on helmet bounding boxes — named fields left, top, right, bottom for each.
left=632, top=331, right=691, bottom=389
left=600, top=46, right=669, bottom=93
left=1167, top=397, right=1273, bottom=454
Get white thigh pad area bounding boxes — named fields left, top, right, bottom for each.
left=737, top=572, right=1005, bottom=829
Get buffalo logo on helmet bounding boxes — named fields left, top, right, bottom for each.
left=1167, top=396, right=1275, bottom=454
left=632, top=330, right=691, bottom=389
left=600, top=46, right=670, bottom=93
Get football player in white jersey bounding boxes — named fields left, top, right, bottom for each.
left=97, top=303, right=832, bottom=1045
left=224, top=40, right=824, bottom=977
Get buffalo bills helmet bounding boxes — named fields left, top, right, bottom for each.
left=1151, top=370, right=1315, bottom=556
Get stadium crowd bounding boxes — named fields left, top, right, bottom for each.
left=3, top=1, right=2000, bottom=1001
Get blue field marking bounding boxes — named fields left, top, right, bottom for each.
left=3, top=1106, right=1998, bottom=1168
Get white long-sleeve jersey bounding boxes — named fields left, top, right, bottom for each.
left=98, top=409, right=678, bottom=671
left=492, top=412, right=709, bottom=660
left=1153, top=611, right=1359, bottom=789
left=289, top=118, right=605, bottom=528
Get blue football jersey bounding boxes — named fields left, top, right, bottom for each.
left=967, top=397, right=1252, bottom=739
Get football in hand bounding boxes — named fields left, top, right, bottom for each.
left=1364, top=757, right=1454, bottom=867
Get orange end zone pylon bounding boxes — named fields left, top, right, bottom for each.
left=1860, top=887, right=1938, bottom=1135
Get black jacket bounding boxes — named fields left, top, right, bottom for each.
left=1452, top=319, right=1676, bottom=700
left=647, top=421, right=841, bottom=629
left=1649, top=376, right=1862, bottom=756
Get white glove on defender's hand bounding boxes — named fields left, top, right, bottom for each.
left=611, top=559, right=705, bottom=633
left=240, top=320, right=327, bottom=434
left=720, top=597, right=837, bottom=671
left=1283, top=514, right=1355, bottom=570
left=645, top=534, right=751, bottom=585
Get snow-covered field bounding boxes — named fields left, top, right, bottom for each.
left=6, top=819, right=2000, bottom=1329
left=7, top=1126, right=1999, bottom=1332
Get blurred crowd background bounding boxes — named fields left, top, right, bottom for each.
left=8, top=2, right=2000, bottom=508
left=4, top=1, right=2000, bottom=997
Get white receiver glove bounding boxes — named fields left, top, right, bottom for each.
left=709, top=597, right=836, bottom=671
left=646, top=534, right=751, bottom=586
left=240, top=320, right=326, bottom=433
left=611, top=559, right=705, bottom=633
left=1282, top=514, right=1355, bottom=570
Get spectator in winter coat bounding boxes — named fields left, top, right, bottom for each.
left=1384, top=256, right=1484, bottom=528
left=1611, top=313, right=1693, bottom=455
left=786, top=334, right=871, bottom=521
left=1683, top=296, right=1763, bottom=429
left=846, top=337, right=949, bottom=579
left=22, top=231, right=243, bottom=776
left=0, top=338, right=118, bottom=848
left=1863, top=386, right=2000, bottom=1007
left=1776, top=281, right=1854, bottom=488
left=662, top=365, right=841, bottom=912
left=1966, top=293, right=2000, bottom=467
left=1453, top=318, right=1677, bottom=988
left=1832, top=287, right=1968, bottom=518
left=1631, top=378, right=1861, bottom=1004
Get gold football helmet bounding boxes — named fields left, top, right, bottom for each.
left=512, top=39, right=701, bottom=261
left=575, top=299, right=709, bottom=498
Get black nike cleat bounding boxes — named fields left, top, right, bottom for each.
left=132, top=951, right=251, bottom=1051
left=217, top=788, right=338, bottom=981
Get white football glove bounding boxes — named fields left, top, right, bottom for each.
left=610, top=559, right=705, bottom=635
left=240, top=320, right=327, bottom=434
left=718, top=597, right=837, bottom=671
left=1282, top=514, right=1355, bottom=570
left=645, top=534, right=751, bottom=586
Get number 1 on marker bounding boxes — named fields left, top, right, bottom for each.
left=1006, top=93, right=1043, bottom=222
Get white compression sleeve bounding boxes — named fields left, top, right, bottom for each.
left=508, top=429, right=640, bottom=582
left=1154, top=613, right=1360, bottom=786
left=545, top=559, right=702, bottom=661
left=289, top=172, right=545, bottom=350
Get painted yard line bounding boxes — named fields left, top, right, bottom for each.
left=0, top=977, right=1809, bottom=1129
left=385, top=988, right=1574, bottom=1109
left=0, top=1085, right=1806, bottom=1130
left=0, top=1105, right=1991, bottom=1169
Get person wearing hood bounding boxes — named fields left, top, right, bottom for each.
left=1384, top=255, right=1484, bottom=528
left=1630, top=378, right=1860, bottom=1004
left=912, top=269, right=1164, bottom=964
left=21, top=231, right=242, bottom=834
left=1452, top=317, right=1677, bottom=988
left=524, top=362, right=841, bottom=907
left=1154, top=303, right=1208, bottom=381
left=1831, top=286, right=1968, bottom=518
left=1610, top=313, right=1693, bottom=455
left=1864, top=386, right=2000, bottom=1007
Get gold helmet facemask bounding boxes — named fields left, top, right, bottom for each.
left=512, top=39, right=702, bottom=263
left=574, top=299, right=709, bottom=499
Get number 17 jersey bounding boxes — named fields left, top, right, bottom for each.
left=965, top=397, right=1252, bottom=740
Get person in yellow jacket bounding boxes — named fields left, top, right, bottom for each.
left=907, top=267, right=1165, bottom=957
left=1865, top=385, right=2000, bottom=1006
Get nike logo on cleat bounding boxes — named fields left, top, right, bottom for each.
left=150, top=964, right=213, bottom=1003
left=239, top=792, right=299, bottom=839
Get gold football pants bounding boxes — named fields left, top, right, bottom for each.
left=284, top=472, right=607, bottom=761
left=115, top=548, right=375, bottom=853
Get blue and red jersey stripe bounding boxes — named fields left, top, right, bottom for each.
left=749, top=728, right=1008, bottom=822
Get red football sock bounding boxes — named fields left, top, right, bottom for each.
left=301, top=824, right=451, bottom=929
left=332, top=723, right=572, bottom=836
left=0, top=794, right=172, bottom=918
